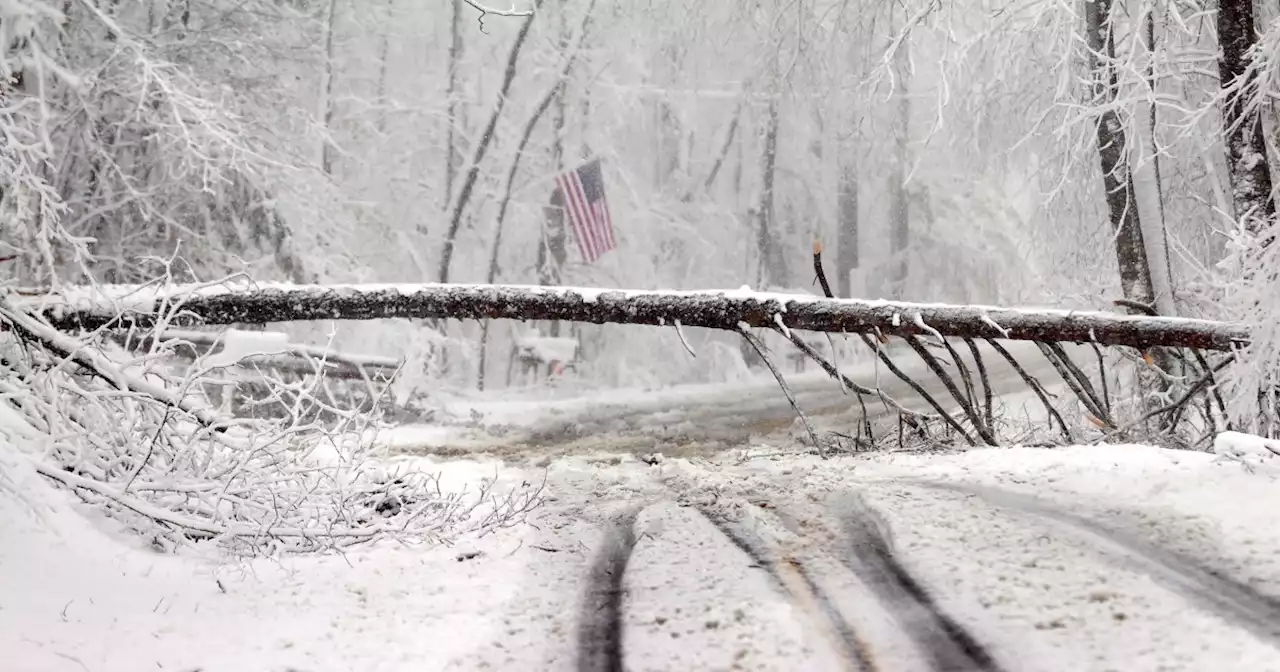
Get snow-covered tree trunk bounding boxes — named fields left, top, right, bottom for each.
left=436, top=0, right=465, bottom=229
left=887, top=11, right=911, bottom=299
left=1086, top=0, right=1157, bottom=310
left=837, top=159, right=860, bottom=300
left=1218, top=0, right=1275, bottom=232
left=25, top=283, right=1247, bottom=352
left=375, top=0, right=397, bottom=135
left=319, top=0, right=340, bottom=176
left=756, top=99, right=789, bottom=287
left=1136, top=5, right=1176, bottom=317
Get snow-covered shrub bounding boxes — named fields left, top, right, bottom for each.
left=0, top=311, right=541, bottom=555
left=1219, top=221, right=1280, bottom=437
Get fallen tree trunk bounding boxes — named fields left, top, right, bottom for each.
left=20, top=282, right=1248, bottom=351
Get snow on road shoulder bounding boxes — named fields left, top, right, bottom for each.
left=0, top=449, right=557, bottom=672
left=714, top=443, right=1280, bottom=603
left=858, top=443, right=1280, bottom=595
left=645, top=442, right=1280, bottom=671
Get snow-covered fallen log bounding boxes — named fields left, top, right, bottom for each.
left=19, top=281, right=1248, bottom=351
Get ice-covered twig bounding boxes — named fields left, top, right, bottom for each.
left=672, top=319, right=696, bottom=358
left=1038, top=341, right=1112, bottom=429
left=1102, top=355, right=1236, bottom=441
left=773, top=325, right=927, bottom=423
left=980, top=314, right=1010, bottom=338
left=902, top=334, right=997, bottom=445
left=464, top=0, right=533, bottom=17
left=0, top=299, right=225, bottom=430
left=738, top=327, right=826, bottom=458
left=986, top=338, right=1073, bottom=442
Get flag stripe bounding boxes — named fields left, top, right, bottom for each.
left=598, top=200, right=615, bottom=249
left=567, top=173, right=601, bottom=261
left=558, top=173, right=595, bottom=263
left=566, top=174, right=599, bottom=262
left=554, top=159, right=615, bottom=264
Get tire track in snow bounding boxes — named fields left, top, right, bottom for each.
left=693, top=499, right=1006, bottom=671
left=692, top=504, right=878, bottom=671
left=909, top=480, right=1280, bottom=648
left=576, top=507, right=640, bottom=672
left=833, top=496, right=1007, bottom=671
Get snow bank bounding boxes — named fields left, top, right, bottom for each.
left=0, top=446, right=542, bottom=672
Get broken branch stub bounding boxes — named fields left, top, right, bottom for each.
left=27, top=283, right=1247, bottom=351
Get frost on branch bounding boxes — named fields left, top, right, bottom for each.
left=1220, top=220, right=1280, bottom=437
left=0, top=301, right=540, bottom=555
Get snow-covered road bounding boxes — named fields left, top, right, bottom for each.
left=7, top=441, right=1280, bottom=671
left=6, top=340, right=1280, bottom=672
left=470, top=449, right=1280, bottom=672
left=383, top=340, right=1072, bottom=460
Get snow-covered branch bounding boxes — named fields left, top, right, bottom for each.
left=23, top=282, right=1249, bottom=351
left=463, top=0, right=534, bottom=17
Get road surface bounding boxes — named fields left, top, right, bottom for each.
left=396, top=339, right=1082, bottom=460
left=433, top=451, right=1280, bottom=671
left=378, top=341, right=1280, bottom=671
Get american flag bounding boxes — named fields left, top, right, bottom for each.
left=555, top=159, right=615, bottom=264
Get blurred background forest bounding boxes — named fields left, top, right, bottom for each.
left=3, top=0, right=1278, bottom=394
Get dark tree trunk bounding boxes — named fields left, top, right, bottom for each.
left=1086, top=0, right=1157, bottom=309
left=836, top=159, right=859, bottom=298
left=887, top=17, right=911, bottom=298
left=437, top=4, right=540, bottom=284
left=320, top=0, right=340, bottom=176
left=1218, top=0, right=1275, bottom=232
left=440, top=0, right=464, bottom=219
left=537, top=0, right=573, bottom=338
left=756, top=99, right=789, bottom=287
left=30, top=283, right=1248, bottom=352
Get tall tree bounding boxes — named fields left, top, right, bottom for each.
left=1218, top=0, right=1275, bottom=232
left=375, top=0, right=398, bottom=135
left=319, top=0, right=341, bottom=175
left=537, top=0, right=574, bottom=338
left=755, top=98, right=789, bottom=287
left=837, top=159, right=860, bottom=298
left=887, top=9, right=911, bottom=299
left=437, top=4, right=541, bottom=284
left=440, top=0, right=464, bottom=225
left=1085, top=0, right=1157, bottom=310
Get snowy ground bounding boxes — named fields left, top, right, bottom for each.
left=5, top=341, right=1279, bottom=671
left=5, top=441, right=1280, bottom=671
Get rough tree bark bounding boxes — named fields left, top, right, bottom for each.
left=1218, top=0, right=1275, bottom=232
left=1086, top=0, right=1158, bottom=309
left=28, top=283, right=1247, bottom=351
